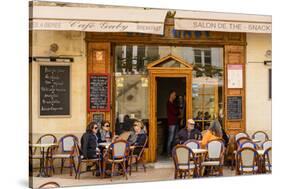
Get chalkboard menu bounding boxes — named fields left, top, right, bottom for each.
left=88, top=74, right=110, bottom=111
left=40, top=65, right=70, bottom=116
left=93, top=113, right=105, bottom=126
left=227, top=96, right=242, bottom=120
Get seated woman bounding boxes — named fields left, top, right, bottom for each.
left=97, top=120, right=112, bottom=143
left=201, top=120, right=223, bottom=148
left=81, top=122, right=99, bottom=159
left=128, top=120, right=147, bottom=155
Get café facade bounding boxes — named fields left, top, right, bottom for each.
left=29, top=1, right=272, bottom=162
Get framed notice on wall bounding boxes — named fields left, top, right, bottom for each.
left=227, top=64, right=243, bottom=88
left=88, top=73, right=111, bottom=112
left=39, top=64, right=71, bottom=116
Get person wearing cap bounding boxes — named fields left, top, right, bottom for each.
left=174, top=119, right=202, bottom=145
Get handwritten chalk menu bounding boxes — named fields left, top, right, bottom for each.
left=93, top=113, right=105, bottom=125
left=40, top=65, right=70, bottom=116
left=227, top=96, right=242, bottom=120
left=88, top=74, right=110, bottom=111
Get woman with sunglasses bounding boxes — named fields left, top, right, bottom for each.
left=81, top=122, right=99, bottom=159
left=97, top=120, right=112, bottom=143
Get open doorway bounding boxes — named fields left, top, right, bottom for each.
left=156, top=77, right=186, bottom=160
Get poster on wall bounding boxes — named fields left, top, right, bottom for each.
left=228, top=64, right=243, bottom=88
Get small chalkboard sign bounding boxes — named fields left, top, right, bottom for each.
left=227, top=96, right=242, bottom=120
left=40, top=65, right=70, bottom=116
left=93, top=113, right=105, bottom=126
left=88, top=74, right=110, bottom=111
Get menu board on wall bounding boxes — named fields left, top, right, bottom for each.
left=227, top=96, right=242, bottom=120
left=88, top=74, right=110, bottom=111
left=40, top=65, right=70, bottom=116
left=228, top=64, right=243, bottom=88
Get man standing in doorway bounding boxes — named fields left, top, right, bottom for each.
left=167, top=90, right=180, bottom=156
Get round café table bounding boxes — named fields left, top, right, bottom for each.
left=30, top=143, right=58, bottom=177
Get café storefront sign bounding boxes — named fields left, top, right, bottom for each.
left=30, top=19, right=164, bottom=34
left=174, top=10, right=272, bottom=33
left=175, top=19, right=271, bottom=33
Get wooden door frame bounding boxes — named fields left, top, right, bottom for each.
left=147, top=56, right=193, bottom=162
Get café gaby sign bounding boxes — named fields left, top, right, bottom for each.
left=175, top=19, right=272, bottom=33
left=30, top=19, right=164, bottom=35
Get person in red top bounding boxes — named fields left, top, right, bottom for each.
left=166, top=90, right=180, bottom=156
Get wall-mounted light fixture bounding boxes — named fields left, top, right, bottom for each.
left=264, top=60, right=272, bottom=65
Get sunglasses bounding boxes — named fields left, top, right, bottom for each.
left=104, top=125, right=110, bottom=127
left=94, top=127, right=98, bottom=130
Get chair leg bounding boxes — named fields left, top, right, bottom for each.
left=69, top=158, right=73, bottom=176
left=76, top=162, right=81, bottom=179
left=136, top=159, right=138, bottom=172
left=61, top=159, right=64, bottom=174
left=129, top=157, right=132, bottom=176
left=142, top=162, right=146, bottom=172
left=111, top=163, right=115, bottom=181
left=174, top=170, right=177, bottom=179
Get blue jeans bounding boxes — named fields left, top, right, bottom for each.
left=167, top=125, right=177, bottom=155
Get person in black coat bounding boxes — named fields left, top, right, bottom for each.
left=81, top=122, right=99, bottom=159
left=174, top=119, right=202, bottom=145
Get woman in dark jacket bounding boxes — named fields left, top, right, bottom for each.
left=129, top=120, right=147, bottom=156
left=97, top=120, right=112, bottom=143
left=81, top=122, right=99, bottom=159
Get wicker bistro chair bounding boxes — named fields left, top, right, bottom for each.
left=236, top=147, right=259, bottom=175
left=129, top=138, right=148, bottom=175
left=231, top=136, right=251, bottom=170
left=252, top=131, right=269, bottom=147
left=184, top=139, right=200, bottom=149
left=73, top=141, right=102, bottom=179
left=200, top=139, right=225, bottom=176
left=51, top=134, right=78, bottom=176
left=30, top=134, right=57, bottom=175
left=172, top=145, right=197, bottom=179
left=262, top=140, right=272, bottom=151
left=263, top=147, right=272, bottom=173
left=38, top=182, right=60, bottom=189
left=103, top=140, right=130, bottom=180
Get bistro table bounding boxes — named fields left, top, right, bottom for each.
left=191, top=148, right=208, bottom=177
left=30, top=143, right=58, bottom=177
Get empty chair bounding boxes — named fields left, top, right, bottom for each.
left=172, top=145, right=196, bottom=179
left=235, top=132, right=249, bottom=142
left=263, top=147, right=272, bottom=173
left=52, top=134, right=78, bottom=176
left=184, top=139, right=200, bottom=149
left=236, top=147, right=259, bottom=175
left=252, top=131, right=269, bottom=147
left=39, top=182, right=60, bottom=188
left=103, top=140, right=130, bottom=180
left=262, top=140, right=272, bottom=151
left=200, top=139, right=225, bottom=176
left=30, top=134, right=57, bottom=174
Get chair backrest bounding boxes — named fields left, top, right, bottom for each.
left=184, top=139, right=200, bottom=149
left=39, top=182, right=60, bottom=188
left=206, top=139, right=224, bottom=159
left=252, top=131, right=269, bottom=147
left=109, top=140, right=129, bottom=159
left=172, top=145, right=194, bottom=167
left=262, top=140, right=272, bottom=151
left=236, top=137, right=251, bottom=147
left=59, top=134, right=78, bottom=153
left=240, top=141, right=257, bottom=149
left=136, top=137, right=148, bottom=159
left=37, top=134, right=57, bottom=144
left=264, top=147, right=272, bottom=172
left=235, top=132, right=249, bottom=142
left=237, top=147, right=258, bottom=170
